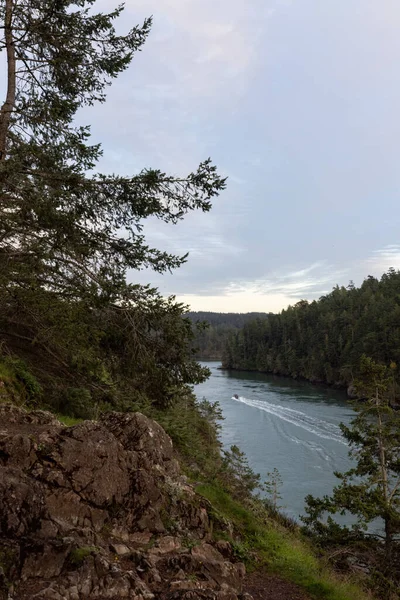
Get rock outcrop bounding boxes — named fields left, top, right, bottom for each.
left=0, top=405, right=250, bottom=600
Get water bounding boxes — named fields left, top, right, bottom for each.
left=195, top=362, right=356, bottom=521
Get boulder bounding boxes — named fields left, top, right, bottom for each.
left=0, top=405, right=250, bottom=600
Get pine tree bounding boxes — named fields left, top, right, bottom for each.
left=222, top=269, right=400, bottom=392
left=264, top=467, right=284, bottom=510
left=0, top=0, right=226, bottom=406
left=222, top=445, right=261, bottom=499
left=303, top=356, right=400, bottom=560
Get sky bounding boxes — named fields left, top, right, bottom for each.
left=85, top=0, right=400, bottom=313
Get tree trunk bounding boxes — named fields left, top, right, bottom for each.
left=0, top=0, right=16, bottom=161
left=376, top=393, right=392, bottom=558
left=384, top=517, right=393, bottom=564
left=378, top=409, right=389, bottom=505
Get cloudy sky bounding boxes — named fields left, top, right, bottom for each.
left=87, top=0, right=400, bottom=313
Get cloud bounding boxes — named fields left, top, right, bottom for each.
left=177, top=291, right=291, bottom=313
left=220, top=261, right=350, bottom=300
left=118, top=0, right=282, bottom=106
left=138, top=257, right=350, bottom=312
left=3, top=0, right=400, bottom=318
left=80, top=0, right=400, bottom=315
left=173, top=246, right=400, bottom=313
left=366, top=245, right=400, bottom=273
left=83, top=0, right=282, bottom=175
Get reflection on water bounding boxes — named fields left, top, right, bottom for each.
left=195, top=362, right=355, bottom=521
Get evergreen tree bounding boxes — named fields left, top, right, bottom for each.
left=264, top=467, right=284, bottom=510
left=0, top=0, right=226, bottom=407
left=222, top=444, right=261, bottom=499
left=222, top=270, right=400, bottom=394
left=302, top=356, right=400, bottom=559
left=186, top=312, right=268, bottom=359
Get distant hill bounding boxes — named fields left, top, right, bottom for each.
left=221, top=269, right=400, bottom=393
left=186, top=312, right=268, bottom=359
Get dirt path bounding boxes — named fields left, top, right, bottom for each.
left=244, top=572, right=309, bottom=600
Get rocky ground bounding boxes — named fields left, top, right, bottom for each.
left=0, top=404, right=251, bottom=599
left=0, top=404, right=310, bottom=600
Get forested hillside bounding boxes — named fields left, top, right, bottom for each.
left=222, top=270, right=400, bottom=391
left=187, top=312, right=268, bottom=359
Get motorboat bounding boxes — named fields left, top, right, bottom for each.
left=233, top=394, right=239, bottom=399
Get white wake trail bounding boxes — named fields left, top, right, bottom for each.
left=231, top=396, right=347, bottom=445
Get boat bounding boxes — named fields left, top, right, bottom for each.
left=233, top=394, right=239, bottom=399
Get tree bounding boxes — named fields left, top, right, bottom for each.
left=302, top=356, right=400, bottom=560
left=197, top=398, right=224, bottom=430
left=196, top=397, right=224, bottom=446
left=222, top=444, right=261, bottom=499
left=0, top=0, right=226, bottom=406
left=221, top=269, right=400, bottom=392
left=263, top=467, right=283, bottom=510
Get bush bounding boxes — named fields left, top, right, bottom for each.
left=10, top=358, right=42, bottom=400
left=0, top=356, right=42, bottom=406
left=61, top=387, right=95, bottom=419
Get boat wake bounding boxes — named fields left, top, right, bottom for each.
left=231, top=395, right=347, bottom=445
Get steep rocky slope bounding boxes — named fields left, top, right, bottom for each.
left=0, top=405, right=250, bottom=600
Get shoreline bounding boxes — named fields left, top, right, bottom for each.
left=216, top=363, right=353, bottom=396
left=217, top=365, right=400, bottom=408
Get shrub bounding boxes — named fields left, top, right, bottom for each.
left=0, top=356, right=41, bottom=406
left=61, top=387, right=95, bottom=419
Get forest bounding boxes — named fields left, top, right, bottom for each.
left=222, top=270, right=400, bottom=394
left=187, top=311, right=267, bottom=358
left=0, top=1, right=399, bottom=598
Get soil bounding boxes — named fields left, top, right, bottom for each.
left=244, top=572, right=309, bottom=600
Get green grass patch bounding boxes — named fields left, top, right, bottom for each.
left=56, top=414, right=84, bottom=426
left=197, top=483, right=371, bottom=600
left=68, top=546, right=98, bottom=566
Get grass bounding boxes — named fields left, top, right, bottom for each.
left=56, top=414, right=83, bottom=426
left=197, top=483, right=372, bottom=600
left=69, top=546, right=98, bottom=566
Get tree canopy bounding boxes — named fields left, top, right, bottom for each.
left=186, top=312, right=268, bottom=359
left=222, top=269, right=400, bottom=394
left=302, top=356, right=400, bottom=593
left=0, top=0, right=226, bottom=412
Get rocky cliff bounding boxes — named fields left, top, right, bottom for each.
left=0, top=405, right=250, bottom=600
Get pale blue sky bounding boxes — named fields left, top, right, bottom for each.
left=88, top=1, right=400, bottom=311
